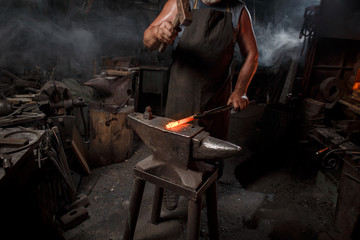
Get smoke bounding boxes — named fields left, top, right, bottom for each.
left=254, top=23, right=302, bottom=67
left=0, top=13, right=98, bottom=76
left=0, top=0, right=326, bottom=79
left=0, top=0, right=153, bottom=80
left=244, top=0, right=321, bottom=68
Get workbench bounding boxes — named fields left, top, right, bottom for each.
left=309, top=127, right=360, bottom=238
left=0, top=127, right=65, bottom=239
left=0, top=127, right=45, bottom=186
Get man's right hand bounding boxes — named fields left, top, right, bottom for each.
left=143, top=0, right=178, bottom=50
left=156, top=20, right=180, bottom=44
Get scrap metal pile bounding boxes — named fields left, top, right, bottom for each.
left=0, top=69, right=45, bottom=127
left=0, top=67, right=91, bottom=234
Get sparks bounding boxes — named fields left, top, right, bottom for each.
left=165, top=116, right=195, bottom=129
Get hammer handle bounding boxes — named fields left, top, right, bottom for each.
left=158, top=14, right=180, bottom=53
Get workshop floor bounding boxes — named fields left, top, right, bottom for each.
left=63, top=103, right=337, bottom=240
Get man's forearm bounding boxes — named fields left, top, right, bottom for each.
left=143, top=0, right=179, bottom=51
left=143, top=26, right=161, bottom=50
left=234, top=53, right=258, bottom=95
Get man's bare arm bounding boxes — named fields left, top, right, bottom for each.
left=228, top=7, right=259, bottom=110
left=143, top=0, right=179, bottom=50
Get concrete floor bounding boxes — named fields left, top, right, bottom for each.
left=63, top=103, right=337, bottom=240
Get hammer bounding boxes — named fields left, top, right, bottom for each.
left=159, top=0, right=192, bottom=52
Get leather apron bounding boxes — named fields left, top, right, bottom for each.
left=165, top=0, right=239, bottom=140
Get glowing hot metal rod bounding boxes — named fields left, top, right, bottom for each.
left=165, top=101, right=256, bottom=129
left=165, top=104, right=234, bottom=129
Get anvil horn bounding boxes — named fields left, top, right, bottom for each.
left=192, top=131, right=241, bottom=160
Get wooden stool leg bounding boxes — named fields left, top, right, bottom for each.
left=206, top=181, right=219, bottom=240
left=187, top=196, right=202, bottom=240
left=151, top=186, right=164, bottom=224
left=123, top=177, right=145, bottom=240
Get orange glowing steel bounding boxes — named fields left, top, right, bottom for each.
left=353, top=82, right=360, bottom=91
left=353, top=68, right=360, bottom=90
left=165, top=116, right=195, bottom=129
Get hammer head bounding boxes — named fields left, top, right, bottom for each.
left=177, top=0, right=192, bottom=26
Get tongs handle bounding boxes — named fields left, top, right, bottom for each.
left=194, top=100, right=255, bottom=119
left=194, top=104, right=233, bottom=119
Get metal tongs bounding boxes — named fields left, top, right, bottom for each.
left=193, top=104, right=234, bottom=119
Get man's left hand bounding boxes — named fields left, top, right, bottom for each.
left=227, top=92, right=249, bottom=110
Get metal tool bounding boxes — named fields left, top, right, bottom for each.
left=166, top=100, right=255, bottom=129
left=165, top=105, right=232, bottom=129
left=194, top=104, right=234, bottom=118
left=159, top=0, right=192, bottom=52
left=315, top=137, right=351, bottom=155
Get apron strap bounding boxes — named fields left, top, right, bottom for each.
left=226, top=5, right=230, bottom=13
left=194, top=0, right=198, bottom=9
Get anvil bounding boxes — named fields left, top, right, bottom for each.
left=83, top=72, right=134, bottom=107
left=127, top=112, right=241, bottom=190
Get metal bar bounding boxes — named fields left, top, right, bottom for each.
left=0, top=137, right=29, bottom=147
left=339, top=99, right=360, bottom=115
left=344, top=172, right=360, bottom=184
left=315, top=137, right=350, bottom=155
left=194, top=101, right=255, bottom=119
left=194, top=105, right=233, bottom=119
